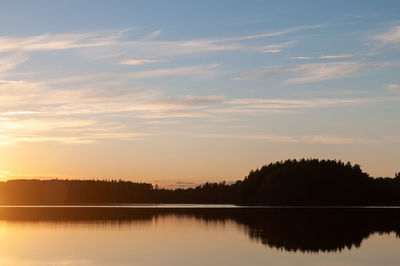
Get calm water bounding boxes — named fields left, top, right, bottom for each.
left=0, top=206, right=399, bottom=265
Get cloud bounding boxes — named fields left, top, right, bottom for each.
left=140, top=112, right=208, bottom=119
left=291, top=57, right=312, bottom=59
left=0, top=31, right=123, bottom=52
left=119, top=59, right=159, bottom=65
left=2, top=24, right=396, bottom=151
left=131, top=95, right=225, bottom=119
left=126, top=64, right=221, bottom=79
left=218, top=25, right=323, bottom=42
left=0, top=79, right=153, bottom=144
left=0, top=68, right=395, bottom=145
left=159, top=95, right=224, bottom=106
left=0, top=76, right=228, bottom=143
left=144, top=29, right=162, bottom=40
left=114, top=39, right=291, bottom=60
left=262, top=49, right=280, bottom=53
left=227, top=97, right=373, bottom=108
left=387, top=83, right=400, bottom=91
left=0, top=54, right=29, bottom=74
left=235, top=62, right=387, bottom=83
left=4, top=72, right=381, bottom=144
left=131, top=26, right=314, bottom=57
left=374, top=25, right=400, bottom=44
left=46, top=63, right=222, bottom=85
left=0, top=24, right=322, bottom=63
left=198, top=96, right=391, bottom=117
left=215, top=97, right=377, bottom=115
left=304, top=135, right=365, bottom=144
left=284, top=62, right=384, bottom=83
left=200, top=133, right=297, bottom=142
left=28, top=81, right=369, bottom=120
left=320, top=54, right=355, bottom=59
left=0, top=115, right=150, bottom=145
left=199, top=133, right=366, bottom=144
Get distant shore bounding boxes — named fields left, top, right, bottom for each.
left=1, top=159, right=399, bottom=205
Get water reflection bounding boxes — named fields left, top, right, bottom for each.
left=1, top=207, right=399, bottom=253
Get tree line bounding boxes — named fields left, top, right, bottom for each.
left=0, top=159, right=399, bottom=205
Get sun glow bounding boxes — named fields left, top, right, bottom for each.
left=0, top=170, right=9, bottom=179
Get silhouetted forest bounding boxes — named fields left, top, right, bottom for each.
left=1, top=159, right=400, bottom=205
left=1, top=206, right=400, bottom=253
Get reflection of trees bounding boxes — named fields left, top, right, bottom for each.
left=236, top=208, right=383, bottom=252
left=1, top=207, right=400, bottom=253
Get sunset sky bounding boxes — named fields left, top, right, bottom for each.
left=0, top=0, right=399, bottom=187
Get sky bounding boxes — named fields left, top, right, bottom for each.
left=0, top=0, right=399, bottom=187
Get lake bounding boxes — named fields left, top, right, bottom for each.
left=0, top=206, right=399, bottom=265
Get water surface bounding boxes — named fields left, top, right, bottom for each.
left=0, top=206, right=399, bottom=265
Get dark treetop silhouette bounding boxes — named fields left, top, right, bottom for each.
left=0, top=159, right=399, bottom=205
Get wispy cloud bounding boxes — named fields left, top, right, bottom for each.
left=305, top=135, right=367, bottom=144
left=0, top=72, right=395, bottom=145
left=387, top=83, right=400, bottom=91
left=0, top=31, right=124, bottom=52
left=262, top=49, right=280, bottom=53
left=0, top=75, right=228, bottom=143
left=41, top=63, right=222, bottom=86
left=374, top=25, right=400, bottom=44
left=159, top=95, right=224, bottom=106
left=118, top=59, right=159, bottom=65
left=2, top=66, right=384, bottom=145
left=217, top=97, right=377, bottom=115
left=320, top=54, right=355, bottom=59
left=227, top=97, right=373, bottom=108
left=199, top=133, right=367, bottom=144
left=200, top=133, right=298, bottom=142
left=0, top=54, right=29, bottom=74
left=217, top=25, right=323, bottom=42
left=284, top=62, right=385, bottom=83
left=1, top=24, right=393, bottom=147
left=144, top=29, right=162, bottom=40
left=0, top=25, right=322, bottom=63
left=291, top=56, right=312, bottom=60
left=237, top=62, right=387, bottom=83
left=114, top=38, right=294, bottom=60
left=0, top=115, right=150, bottom=145
left=126, top=64, right=221, bottom=79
